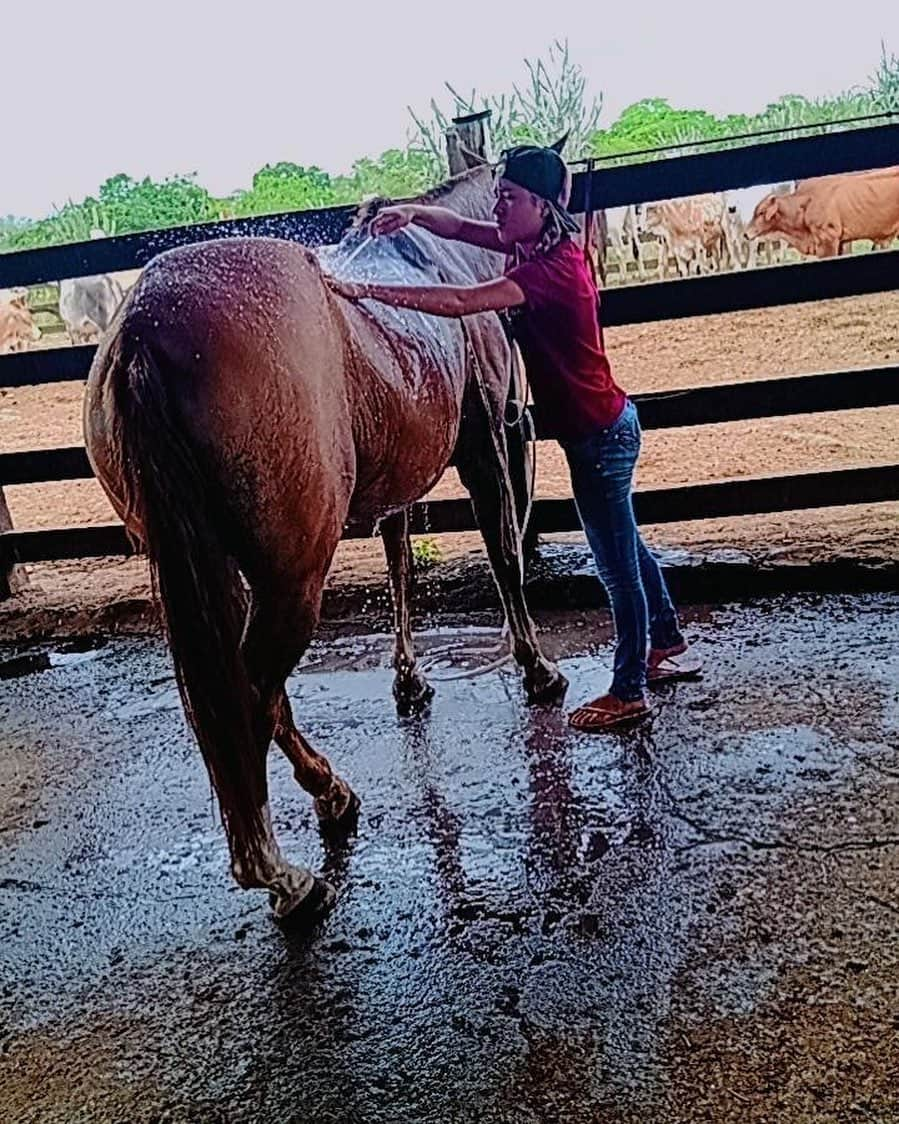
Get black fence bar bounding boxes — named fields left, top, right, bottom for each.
left=407, top=465, right=899, bottom=534
left=1, top=446, right=92, bottom=486
left=3, top=123, right=898, bottom=290
left=5, top=249, right=899, bottom=391
left=4, top=365, right=898, bottom=487
left=568, top=122, right=899, bottom=210
left=633, top=364, right=899, bottom=431
left=0, top=345, right=94, bottom=389
left=627, top=463, right=898, bottom=526
left=603, top=249, right=899, bottom=327
left=4, top=465, right=897, bottom=565
left=2, top=523, right=135, bottom=563
left=0, top=206, right=355, bottom=290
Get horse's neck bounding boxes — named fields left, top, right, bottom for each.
left=439, top=174, right=492, bottom=219
left=426, top=173, right=501, bottom=281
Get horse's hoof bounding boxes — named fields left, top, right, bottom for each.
left=526, top=663, right=569, bottom=707
left=272, top=877, right=337, bottom=930
left=393, top=674, right=435, bottom=717
left=316, top=787, right=361, bottom=841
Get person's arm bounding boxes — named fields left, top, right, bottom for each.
left=326, top=275, right=525, bottom=318
left=371, top=204, right=504, bottom=253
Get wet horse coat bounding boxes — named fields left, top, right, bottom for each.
left=83, top=167, right=566, bottom=921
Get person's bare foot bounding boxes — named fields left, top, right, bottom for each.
left=568, top=692, right=650, bottom=732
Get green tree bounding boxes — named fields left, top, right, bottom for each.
left=411, top=40, right=603, bottom=166
left=869, top=40, right=899, bottom=110
left=96, top=173, right=221, bottom=232
left=587, top=99, right=722, bottom=157
left=232, top=163, right=338, bottom=216
left=338, top=149, right=436, bottom=201
left=1, top=173, right=222, bottom=252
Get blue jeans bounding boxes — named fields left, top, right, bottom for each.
left=563, top=400, right=683, bottom=702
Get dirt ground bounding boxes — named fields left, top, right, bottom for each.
left=2, top=289, right=897, bottom=630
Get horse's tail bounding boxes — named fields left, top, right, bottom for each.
left=107, top=332, right=266, bottom=867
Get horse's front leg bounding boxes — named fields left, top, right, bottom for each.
left=381, top=509, right=434, bottom=715
left=455, top=391, right=568, bottom=707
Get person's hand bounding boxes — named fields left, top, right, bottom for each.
left=325, top=276, right=371, bottom=302
left=370, top=205, right=417, bottom=238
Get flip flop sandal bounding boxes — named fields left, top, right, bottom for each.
left=569, top=701, right=652, bottom=732
left=647, top=650, right=703, bottom=684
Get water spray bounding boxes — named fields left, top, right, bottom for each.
left=342, top=234, right=374, bottom=268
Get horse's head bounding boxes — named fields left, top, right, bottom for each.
left=351, top=163, right=496, bottom=233
left=328, top=165, right=501, bottom=287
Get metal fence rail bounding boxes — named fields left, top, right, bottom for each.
left=4, top=252, right=898, bottom=392
left=3, top=365, right=898, bottom=487
left=4, top=465, right=896, bottom=569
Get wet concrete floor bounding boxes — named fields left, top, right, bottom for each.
left=1, top=593, right=898, bottom=1123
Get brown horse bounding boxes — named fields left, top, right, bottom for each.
left=83, top=164, right=567, bottom=923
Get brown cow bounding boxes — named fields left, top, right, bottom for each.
left=0, top=290, right=41, bottom=354
left=794, top=165, right=899, bottom=194
left=746, top=170, right=899, bottom=258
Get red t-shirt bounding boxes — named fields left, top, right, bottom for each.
left=506, top=239, right=626, bottom=441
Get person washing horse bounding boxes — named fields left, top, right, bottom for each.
left=326, top=140, right=700, bottom=731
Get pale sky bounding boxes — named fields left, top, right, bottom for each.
left=5, top=0, right=895, bottom=218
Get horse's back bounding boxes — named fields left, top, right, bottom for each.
left=85, top=237, right=357, bottom=572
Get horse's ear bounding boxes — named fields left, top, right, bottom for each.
left=549, top=133, right=569, bottom=155
left=446, top=129, right=490, bottom=171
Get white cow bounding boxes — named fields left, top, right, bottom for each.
left=603, top=205, right=647, bottom=281
left=57, top=228, right=138, bottom=345
left=59, top=274, right=126, bottom=344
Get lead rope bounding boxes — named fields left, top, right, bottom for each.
left=504, top=335, right=537, bottom=538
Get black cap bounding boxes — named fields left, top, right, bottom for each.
left=497, top=145, right=579, bottom=233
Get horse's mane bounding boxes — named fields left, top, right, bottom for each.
left=351, top=166, right=492, bottom=230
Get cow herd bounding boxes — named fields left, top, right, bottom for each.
left=0, top=270, right=139, bottom=355
left=601, top=165, right=899, bottom=281
left=2, top=165, right=898, bottom=355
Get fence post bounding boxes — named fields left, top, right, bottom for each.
left=445, top=110, right=493, bottom=175
left=1, top=487, right=27, bottom=599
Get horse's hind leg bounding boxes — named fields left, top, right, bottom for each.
left=455, top=389, right=568, bottom=706
left=230, top=797, right=336, bottom=923
left=217, top=675, right=333, bottom=919
left=381, top=509, right=434, bottom=715
left=273, top=688, right=360, bottom=836
left=242, top=585, right=359, bottom=836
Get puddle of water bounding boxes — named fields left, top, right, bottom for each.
left=48, top=649, right=105, bottom=670
left=298, top=626, right=508, bottom=676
